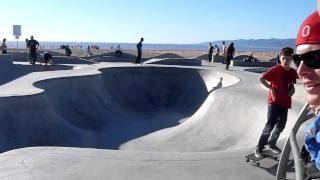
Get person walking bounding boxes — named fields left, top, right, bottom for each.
left=294, top=11, right=320, bottom=171
left=1, top=38, right=7, bottom=54
left=208, top=43, right=214, bottom=62
left=87, top=45, right=91, bottom=56
left=215, top=45, right=220, bottom=56
left=255, top=47, right=298, bottom=158
left=222, top=41, right=227, bottom=57
left=135, top=37, right=144, bottom=64
left=25, top=38, right=29, bottom=53
left=27, top=36, right=39, bottom=64
left=225, top=42, right=235, bottom=70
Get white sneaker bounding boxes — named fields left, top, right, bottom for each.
left=255, top=149, right=263, bottom=159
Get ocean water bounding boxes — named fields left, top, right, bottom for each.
left=4, top=39, right=294, bottom=52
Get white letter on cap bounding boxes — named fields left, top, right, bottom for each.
left=302, top=25, right=311, bottom=37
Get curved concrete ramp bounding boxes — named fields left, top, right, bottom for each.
left=0, top=66, right=238, bottom=153
left=121, top=66, right=306, bottom=152
left=0, top=61, right=307, bottom=180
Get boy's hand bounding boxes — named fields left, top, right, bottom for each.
left=288, top=86, right=295, bottom=96
left=271, top=88, right=277, bottom=101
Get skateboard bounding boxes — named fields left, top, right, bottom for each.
left=245, top=149, right=279, bottom=167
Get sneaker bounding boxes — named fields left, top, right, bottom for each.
left=255, top=149, right=263, bottom=159
left=268, top=144, right=281, bottom=154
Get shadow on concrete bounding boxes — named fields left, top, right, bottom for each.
left=53, top=56, right=95, bottom=64
left=153, top=53, right=184, bottom=59
left=244, top=67, right=270, bottom=74
left=13, top=51, right=95, bottom=65
left=0, top=63, right=72, bottom=86
left=147, top=58, right=202, bottom=66
left=208, top=77, right=223, bottom=94
left=253, top=160, right=295, bottom=177
left=90, top=52, right=147, bottom=63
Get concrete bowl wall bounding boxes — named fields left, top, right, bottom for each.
left=0, top=66, right=239, bottom=153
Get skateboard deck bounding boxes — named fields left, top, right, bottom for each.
left=245, top=149, right=279, bottom=167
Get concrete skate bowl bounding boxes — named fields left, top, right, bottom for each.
left=0, top=66, right=239, bottom=153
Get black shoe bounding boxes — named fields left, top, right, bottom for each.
left=268, top=144, right=281, bottom=154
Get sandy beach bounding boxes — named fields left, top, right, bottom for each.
left=5, top=48, right=278, bottom=61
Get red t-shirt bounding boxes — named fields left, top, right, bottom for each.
left=262, top=65, right=298, bottom=109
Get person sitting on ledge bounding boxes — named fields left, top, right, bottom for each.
left=115, top=44, right=122, bottom=56
left=43, top=52, right=53, bottom=66
left=65, top=45, right=72, bottom=56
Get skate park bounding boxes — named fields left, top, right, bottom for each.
left=0, top=53, right=312, bottom=180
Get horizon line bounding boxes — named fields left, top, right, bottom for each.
left=5, top=37, right=296, bottom=45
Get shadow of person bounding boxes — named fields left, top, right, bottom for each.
left=251, top=159, right=295, bottom=177
left=209, top=77, right=223, bottom=94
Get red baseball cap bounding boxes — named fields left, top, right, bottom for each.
left=296, top=11, right=320, bottom=46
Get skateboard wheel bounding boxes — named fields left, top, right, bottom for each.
left=246, top=158, right=249, bottom=162
left=256, top=162, right=260, bottom=167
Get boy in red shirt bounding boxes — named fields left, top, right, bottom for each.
left=255, top=47, right=298, bottom=158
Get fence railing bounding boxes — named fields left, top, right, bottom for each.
left=276, top=103, right=315, bottom=180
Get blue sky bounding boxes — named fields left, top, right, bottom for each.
left=0, top=0, right=316, bottom=43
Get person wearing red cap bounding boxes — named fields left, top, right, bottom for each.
left=254, top=47, right=298, bottom=158
left=296, top=11, right=320, bottom=171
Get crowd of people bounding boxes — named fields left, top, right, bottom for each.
left=207, top=41, right=235, bottom=70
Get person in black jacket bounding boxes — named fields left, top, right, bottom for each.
left=65, top=45, right=72, bottom=56
left=27, top=36, right=40, bottom=64
left=135, top=37, right=144, bottom=64
left=208, top=43, right=214, bottom=62
left=225, top=42, right=235, bottom=70
left=43, top=52, right=53, bottom=66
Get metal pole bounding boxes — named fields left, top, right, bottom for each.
left=276, top=103, right=312, bottom=180
left=290, top=132, right=304, bottom=180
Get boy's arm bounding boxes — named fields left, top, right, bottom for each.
left=288, top=70, right=299, bottom=97
left=259, top=76, right=276, bottom=101
left=288, top=83, right=295, bottom=97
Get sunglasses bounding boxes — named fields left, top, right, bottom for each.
left=292, top=49, right=320, bottom=69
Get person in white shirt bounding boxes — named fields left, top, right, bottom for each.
left=222, top=41, right=227, bottom=57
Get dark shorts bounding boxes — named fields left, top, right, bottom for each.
left=30, top=52, right=37, bottom=60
